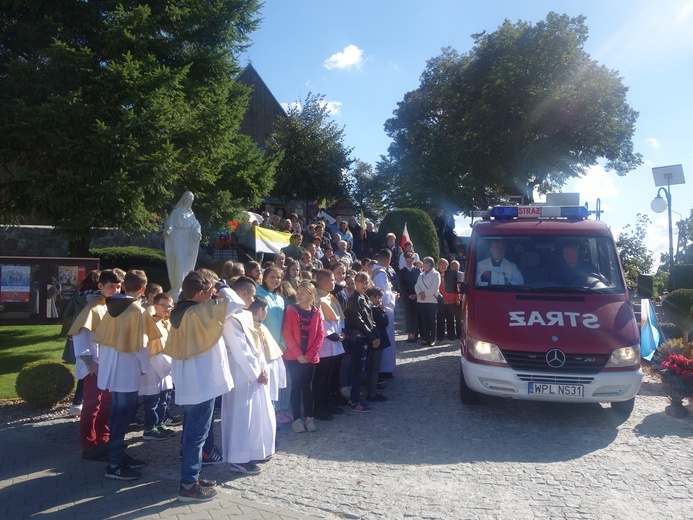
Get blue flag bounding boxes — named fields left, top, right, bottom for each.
left=640, top=299, right=662, bottom=361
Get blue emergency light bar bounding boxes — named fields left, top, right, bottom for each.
left=489, top=205, right=589, bottom=220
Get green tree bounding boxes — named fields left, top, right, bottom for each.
left=347, top=160, right=389, bottom=224
left=269, top=92, right=353, bottom=203
left=382, top=13, right=642, bottom=213
left=615, top=213, right=653, bottom=288
left=0, top=0, right=276, bottom=255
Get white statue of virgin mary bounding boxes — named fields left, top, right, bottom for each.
left=164, top=191, right=202, bottom=301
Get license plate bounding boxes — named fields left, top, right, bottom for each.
left=528, top=383, right=584, bottom=397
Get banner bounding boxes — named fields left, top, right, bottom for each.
left=244, top=226, right=291, bottom=254
left=640, top=299, right=663, bottom=361
left=401, top=222, right=410, bottom=249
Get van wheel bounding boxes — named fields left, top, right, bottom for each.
left=459, top=367, right=481, bottom=405
left=611, top=397, right=635, bottom=416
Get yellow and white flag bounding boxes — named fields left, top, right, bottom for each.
left=251, top=226, right=291, bottom=254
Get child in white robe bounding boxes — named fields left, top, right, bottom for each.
left=221, top=277, right=276, bottom=475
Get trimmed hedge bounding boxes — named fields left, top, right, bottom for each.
left=90, top=246, right=169, bottom=290
left=662, top=289, right=693, bottom=342
left=15, top=360, right=75, bottom=408
left=378, top=209, right=439, bottom=260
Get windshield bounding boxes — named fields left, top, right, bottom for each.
left=472, top=234, right=625, bottom=294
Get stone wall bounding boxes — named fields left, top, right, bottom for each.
left=0, top=226, right=165, bottom=257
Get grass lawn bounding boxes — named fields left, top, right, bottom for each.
left=0, top=325, right=73, bottom=399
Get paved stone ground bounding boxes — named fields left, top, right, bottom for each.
left=1, top=312, right=692, bottom=519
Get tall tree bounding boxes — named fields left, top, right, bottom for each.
left=0, top=0, right=277, bottom=255
left=615, top=213, right=654, bottom=288
left=383, top=13, right=642, bottom=213
left=269, top=92, right=353, bottom=203
left=347, top=160, right=389, bottom=224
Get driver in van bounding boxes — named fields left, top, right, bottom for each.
left=551, top=240, right=606, bottom=285
left=476, top=239, right=524, bottom=286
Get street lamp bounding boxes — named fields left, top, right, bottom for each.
left=651, top=164, right=685, bottom=287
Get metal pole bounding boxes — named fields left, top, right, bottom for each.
left=666, top=181, right=674, bottom=289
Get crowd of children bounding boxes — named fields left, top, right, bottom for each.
left=64, top=214, right=462, bottom=504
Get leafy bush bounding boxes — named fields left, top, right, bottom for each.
left=90, top=246, right=169, bottom=290
left=378, top=208, right=439, bottom=260
left=15, top=361, right=75, bottom=408
left=662, top=289, right=693, bottom=343
left=659, top=322, right=683, bottom=341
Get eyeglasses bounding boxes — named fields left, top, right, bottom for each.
left=156, top=303, right=174, bottom=309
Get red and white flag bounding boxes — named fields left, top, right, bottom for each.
left=401, top=222, right=410, bottom=249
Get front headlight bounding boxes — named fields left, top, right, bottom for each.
left=469, top=339, right=507, bottom=364
left=605, top=345, right=641, bottom=368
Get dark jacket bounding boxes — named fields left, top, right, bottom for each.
left=370, top=305, right=391, bottom=349
left=345, top=291, right=379, bottom=343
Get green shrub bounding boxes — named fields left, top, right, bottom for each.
left=15, top=361, right=75, bottom=408
left=378, top=209, right=439, bottom=260
left=662, top=289, right=693, bottom=343
left=659, top=322, right=683, bottom=340
left=90, top=246, right=169, bottom=291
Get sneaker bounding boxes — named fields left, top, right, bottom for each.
left=198, top=476, right=217, bottom=488
left=129, top=416, right=145, bottom=428
left=122, top=453, right=147, bottom=469
left=69, top=403, right=82, bottom=416
left=350, top=402, right=373, bottom=412
left=228, top=462, right=262, bottom=475
left=105, top=464, right=141, bottom=481
left=275, top=409, right=292, bottom=424
left=304, top=417, right=317, bottom=432
left=82, top=444, right=109, bottom=461
left=157, top=425, right=176, bottom=438
left=366, top=393, right=388, bottom=402
left=178, top=482, right=217, bottom=503
left=202, top=448, right=223, bottom=466
left=163, top=415, right=183, bottom=427
left=142, top=429, right=169, bottom=441
left=291, top=418, right=306, bottom=433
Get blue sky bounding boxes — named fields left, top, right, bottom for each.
left=240, top=1, right=693, bottom=268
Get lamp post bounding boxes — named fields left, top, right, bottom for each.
left=651, top=164, right=685, bottom=289
left=651, top=187, right=673, bottom=273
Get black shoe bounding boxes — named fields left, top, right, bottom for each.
left=122, top=453, right=146, bottom=469
left=163, top=415, right=183, bottom=427
left=376, top=382, right=386, bottom=391
left=178, top=482, right=217, bottom=503
left=313, top=409, right=333, bottom=421
left=198, top=475, right=217, bottom=488
left=105, top=464, right=141, bottom=481
left=366, top=393, right=388, bottom=402
left=330, top=393, right=349, bottom=406
left=327, top=405, right=345, bottom=414
left=379, top=372, right=394, bottom=380
left=82, top=444, right=109, bottom=461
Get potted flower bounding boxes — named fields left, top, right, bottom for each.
left=659, top=353, right=693, bottom=417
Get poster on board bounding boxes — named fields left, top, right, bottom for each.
left=0, top=265, right=31, bottom=303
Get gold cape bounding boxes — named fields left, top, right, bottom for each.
left=254, top=320, right=284, bottom=361
left=94, top=301, right=162, bottom=354
left=67, top=296, right=107, bottom=336
left=234, top=310, right=263, bottom=360
left=164, top=299, right=228, bottom=361
left=149, top=317, right=170, bottom=356
left=317, top=290, right=344, bottom=322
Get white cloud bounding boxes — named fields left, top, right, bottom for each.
left=281, top=101, right=301, bottom=113
left=646, top=137, right=661, bottom=149
left=571, top=164, right=619, bottom=202
left=320, top=100, right=342, bottom=116
left=324, top=44, right=364, bottom=70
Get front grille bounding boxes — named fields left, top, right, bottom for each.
left=502, top=350, right=609, bottom=374
left=517, top=374, right=595, bottom=385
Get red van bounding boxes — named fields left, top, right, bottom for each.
left=458, top=205, right=642, bottom=415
